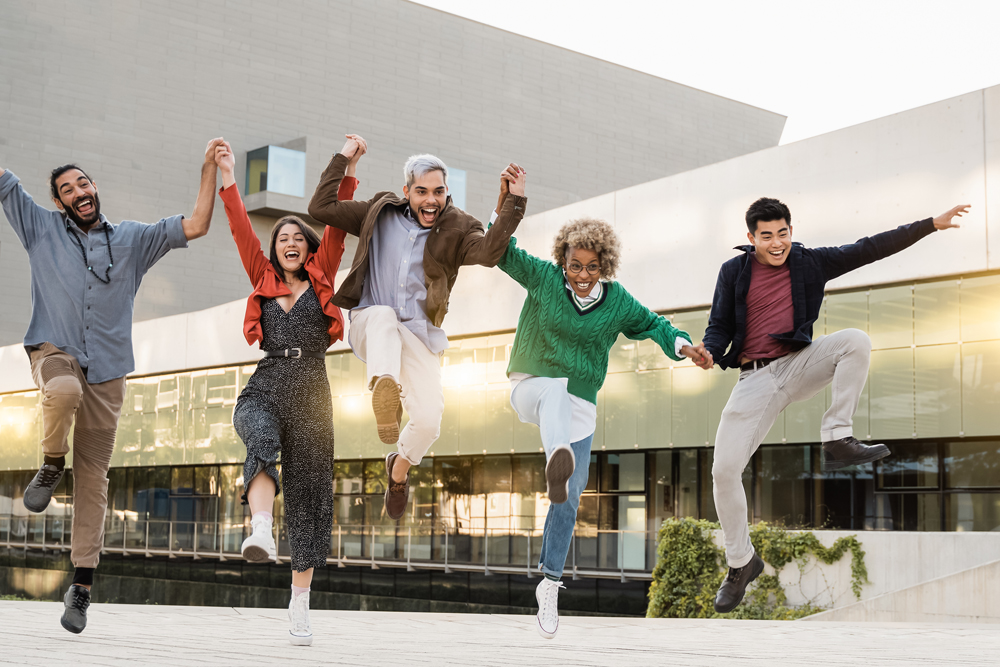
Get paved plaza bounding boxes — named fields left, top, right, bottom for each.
left=0, top=601, right=997, bottom=666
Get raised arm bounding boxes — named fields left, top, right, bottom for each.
left=307, top=135, right=374, bottom=236
left=316, top=141, right=364, bottom=281
left=182, top=138, right=223, bottom=241
left=458, top=164, right=528, bottom=267
left=817, top=205, right=969, bottom=281
left=215, top=140, right=270, bottom=285
left=0, top=166, right=54, bottom=251
left=619, top=288, right=692, bottom=363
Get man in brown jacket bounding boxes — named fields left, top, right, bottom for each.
left=309, top=135, right=527, bottom=520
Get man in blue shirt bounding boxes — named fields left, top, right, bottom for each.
left=0, top=138, right=223, bottom=633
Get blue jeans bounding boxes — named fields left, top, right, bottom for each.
left=510, top=377, right=594, bottom=579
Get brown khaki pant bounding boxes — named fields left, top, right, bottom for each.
left=29, top=343, right=126, bottom=569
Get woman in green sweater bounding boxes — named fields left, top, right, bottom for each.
left=495, top=199, right=710, bottom=639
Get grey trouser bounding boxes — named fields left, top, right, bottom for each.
left=29, top=343, right=126, bottom=569
left=712, top=329, right=871, bottom=567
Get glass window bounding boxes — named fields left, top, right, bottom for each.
left=245, top=145, right=306, bottom=197
left=448, top=168, right=467, bottom=210
left=676, top=449, right=698, bottom=518
left=756, top=445, right=809, bottom=527
left=946, top=493, right=1000, bottom=531
left=651, top=451, right=674, bottom=522
left=883, top=493, right=942, bottom=531
left=877, top=443, right=939, bottom=490
left=333, top=462, right=364, bottom=495
left=171, top=467, right=194, bottom=494
left=943, top=441, right=1000, bottom=489
left=600, top=452, right=645, bottom=492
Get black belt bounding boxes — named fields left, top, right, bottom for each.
left=264, top=348, right=325, bottom=360
left=740, top=357, right=780, bottom=372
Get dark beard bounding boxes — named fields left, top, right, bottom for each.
left=63, top=192, right=102, bottom=229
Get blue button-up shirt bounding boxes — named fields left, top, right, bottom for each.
left=0, top=170, right=188, bottom=383
left=351, top=205, right=449, bottom=355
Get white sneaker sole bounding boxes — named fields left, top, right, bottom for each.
left=289, top=632, right=313, bottom=646
left=535, top=611, right=557, bottom=639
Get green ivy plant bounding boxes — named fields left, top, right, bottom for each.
left=646, top=517, right=869, bottom=620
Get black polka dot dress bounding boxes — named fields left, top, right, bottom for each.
left=233, top=283, right=335, bottom=572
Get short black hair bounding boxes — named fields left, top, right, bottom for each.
left=745, top=197, right=791, bottom=234
left=50, top=164, right=92, bottom=201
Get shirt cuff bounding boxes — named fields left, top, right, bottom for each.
left=164, top=214, right=189, bottom=249
left=490, top=210, right=499, bottom=224
left=675, top=336, right=692, bottom=358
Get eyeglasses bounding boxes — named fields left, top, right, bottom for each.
left=567, top=262, right=601, bottom=275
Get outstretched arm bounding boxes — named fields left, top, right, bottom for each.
left=182, top=138, right=223, bottom=240
left=307, top=135, right=373, bottom=237
left=818, top=205, right=969, bottom=281
left=215, top=140, right=271, bottom=285
left=459, top=164, right=527, bottom=267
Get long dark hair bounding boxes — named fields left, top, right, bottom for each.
left=269, top=216, right=321, bottom=283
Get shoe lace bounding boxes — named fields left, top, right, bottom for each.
left=70, top=588, right=90, bottom=612
left=539, top=580, right=565, bottom=624
left=725, top=565, right=744, bottom=584
left=36, top=466, right=62, bottom=488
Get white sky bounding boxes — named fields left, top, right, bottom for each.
left=411, top=0, right=1000, bottom=144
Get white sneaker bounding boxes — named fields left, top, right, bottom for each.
left=288, top=592, right=313, bottom=646
left=241, top=515, right=276, bottom=562
left=535, top=578, right=565, bottom=639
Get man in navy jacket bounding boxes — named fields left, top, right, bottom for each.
left=690, top=197, right=968, bottom=614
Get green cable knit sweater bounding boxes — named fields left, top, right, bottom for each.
left=498, top=236, right=691, bottom=404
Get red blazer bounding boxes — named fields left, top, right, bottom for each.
left=219, top=177, right=357, bottom=348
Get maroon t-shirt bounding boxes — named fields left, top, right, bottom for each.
left=741, top=254, right=795, bottom=361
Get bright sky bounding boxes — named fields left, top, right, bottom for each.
left=412, top=0, right=1000, bottom=144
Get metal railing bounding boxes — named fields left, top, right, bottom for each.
left=0, top=513, right=655, bottom=581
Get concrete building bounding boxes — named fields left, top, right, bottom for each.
left=2, top=3, right=999, bottom=619
left=0, top=0, right=784, bottom=345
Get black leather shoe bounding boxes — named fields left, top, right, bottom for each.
left=714, top=554, right=765, bottom=613
left=61, top=584, right=91, bottom=634
left=822, top=436, right=890, bottom=471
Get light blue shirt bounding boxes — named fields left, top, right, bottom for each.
left=351, top=205, right=449, bottom=355
left=0, top=170, right=188, bottom=383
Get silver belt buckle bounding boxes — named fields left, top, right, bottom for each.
left=286, top=348, right=302, bottom=358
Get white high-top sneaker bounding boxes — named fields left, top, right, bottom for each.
left=535, top=577, right=565, bottom=639
left=288, top=591, right=313, bottom=646
left=241, top=515, right=276, bottom=562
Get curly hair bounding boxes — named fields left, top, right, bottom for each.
left=551, top=217, right=622, bottom=279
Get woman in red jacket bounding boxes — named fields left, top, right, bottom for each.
left=215, top=137, right=365, bottom=646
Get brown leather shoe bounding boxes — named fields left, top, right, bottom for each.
left=384, top=452, right=410, bottom=521
left=822, top=436, right=890, bottom=471
left=371, top=375, right=402, bottom=444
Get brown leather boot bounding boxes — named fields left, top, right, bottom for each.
left=384, top=452, right=410, bottom=521
left=371, top=376, right=402, bottom=444
left=822, top=436, right=890, bottom=471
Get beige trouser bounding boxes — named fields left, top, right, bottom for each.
left=711, top=329, right=871, bottom=567
left=349, top=306, right=444, bottom=465
left=29, top=343, right=126, bottom=569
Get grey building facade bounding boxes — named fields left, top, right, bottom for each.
left=0, top=0, right=784, bottom=346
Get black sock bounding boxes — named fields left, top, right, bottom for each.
left=72, top=567, right=95, bottom=587
left=43, top=455, right=66, bottom=471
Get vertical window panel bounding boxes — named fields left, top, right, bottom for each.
left=914, top=280, right=960, bottom=346
left=607, top=334, right=636, bottom=374
left=637, top=370, right=670, bottom=449
left=961, top=341, right=1000, bottom=437
left=946, top=494, right=1000, bottom=531
left=603, top=372, right=638, bottom=450
left=944, top=441, right=1000, bottom=489
left=914, top=344, right=962, bottom=438
left=671, top=366, right=709, bottom=447
left=869, top=348, right=915, bottom=440
left=825, top=291, right=869, bottom=335
left=484, top=386, right=514, bottom=454
left=960, top=275, right=1000, bottom=343
left=708, top=368, right=738, bottom=447
left=868, top=285, right=913, bottom=350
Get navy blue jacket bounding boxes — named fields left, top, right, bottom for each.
left=702, top=218, right=936, bottom=370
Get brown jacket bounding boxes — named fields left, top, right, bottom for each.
left=308, top=153, right=528, bottom=327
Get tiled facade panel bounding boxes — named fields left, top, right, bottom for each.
left=0, top=0, right=785, bottom=346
